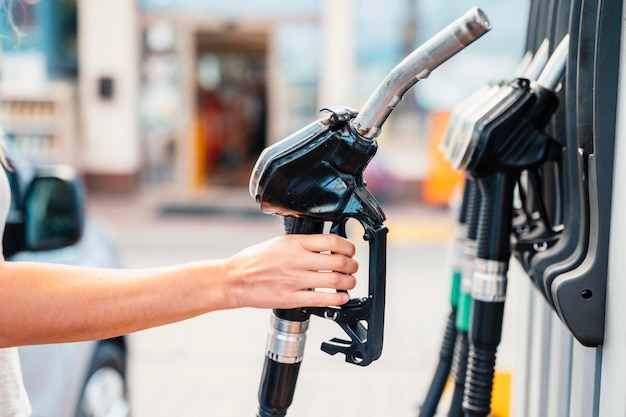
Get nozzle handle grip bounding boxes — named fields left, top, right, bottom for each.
left=308, top=218, right=387, bottom=366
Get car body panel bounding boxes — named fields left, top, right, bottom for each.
left=19, top=342, right=97, bottom=417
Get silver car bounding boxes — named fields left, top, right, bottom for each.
left=4, top=147, right=129, bottom=417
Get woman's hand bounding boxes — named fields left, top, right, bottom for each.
left=225, top=234, right=359, bottom=309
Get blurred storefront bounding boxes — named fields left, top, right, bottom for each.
left=0, top=0, right=528, bottom=200
left=137, top=0, right=340, bottom=193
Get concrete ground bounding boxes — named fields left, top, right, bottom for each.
left=86, top=185, right=457, bottom=417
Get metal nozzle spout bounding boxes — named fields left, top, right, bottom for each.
left=454, top=7, right=492, bottom=45
left=352, top=7, right=492, bottom=140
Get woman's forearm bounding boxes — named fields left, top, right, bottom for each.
left=0, top=260, right=228, bottom=347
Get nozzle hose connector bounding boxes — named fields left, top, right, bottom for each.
left=472, top=259, right=507, bottom=302
left=418, top=177, right=476, bottom=417
left=265, top=313, right=309, bottom=364
left=352, top=7, right=491, bottom=140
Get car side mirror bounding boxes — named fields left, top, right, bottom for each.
left=24, top=166, right=84, bottom=251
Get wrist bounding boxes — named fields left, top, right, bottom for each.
left=217, top=257, right=245, bottom=310
left=176, top=259, right=237, bottom=313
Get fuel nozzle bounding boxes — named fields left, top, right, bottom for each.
left=447, top=36, right=568, bottom=177
left=250, top=105, right=387, bottom=368
left=439, top=38, right=551, bottom=167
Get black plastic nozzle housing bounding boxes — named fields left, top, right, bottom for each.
left=467, top=78, right=561, bottom=178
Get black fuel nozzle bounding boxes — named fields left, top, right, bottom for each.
left=457, top=35, right=568, bottom=178
left=251, top=106, right=387, bottom=366
left=464, top=77, right=561, bottom=178
left=439, top=38, right=551, bottom=164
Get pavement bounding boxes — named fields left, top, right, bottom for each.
left=85, top=184, right=458, bottom=417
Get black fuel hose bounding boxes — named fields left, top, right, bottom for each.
left=448, top=178, right=481, bottom=417
left=418, top=308, right=457, bottom=417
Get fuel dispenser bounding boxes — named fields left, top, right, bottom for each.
left=520, top=0, right=621, bottom=348
left=428, top=0, right=624, bottom=414
left=508, top=0, right=623, bottom=414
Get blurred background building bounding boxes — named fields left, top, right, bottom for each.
left=0, top=0, right=528, bottom=203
